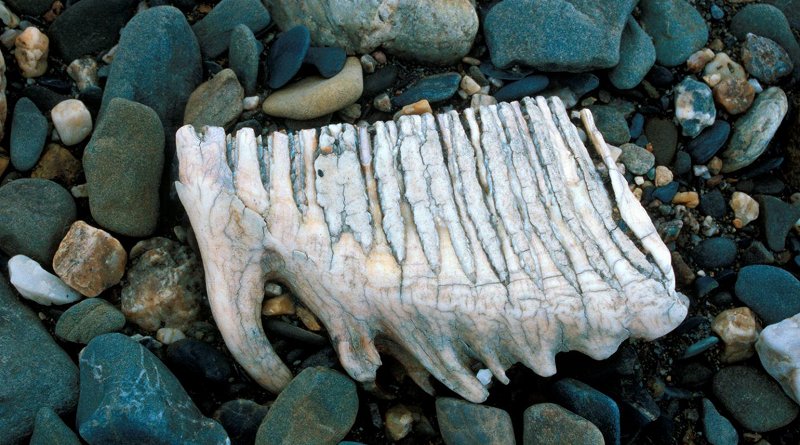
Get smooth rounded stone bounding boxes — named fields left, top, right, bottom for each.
left=712, top=77, right=755, bottom=115
left=629, top=113, right=644, bottom=139
left=551, top=378, right=620, bottom=445
left=687, top=48, right=715, bottom=73
left=51, top=99, right=92, bottom=146
left=0, top=178, right=76, bottom=263
left=77, top=333, right=229, bottom=444
left=362, top=64, right=398, bottom=98
left=756, top=312, right=800, bottom=403
left=101, top=6, right=201, bottom=133
left=742, top=34, right=794, bottom=84
left=214, top=399, right=270, bottom=445
left=652, top=181, right=679, bottom=203
left=645, top=118, right=678, bottom=166
left=646, top=64, right=674, bottom=87
left=693, top=237, right=737, bottom=269
left=541, top=73, right=600, bottom=107
left=15, top=26, right=48, bottom=78
left=758, top=194, right=800, bottom=252
left=674, top=77, right=715, bottom=138
left=694, top=275, right=719, bottom=298
left=720, top=87, right=788, bottom=173
left=267, top=25, right=311, bottom=89
left=5, top=0, right=51, bottom=15
left=192, top=0, right=270, bottom=58
left=184, top=68, right=244, bottom=129
left=84, top=98, right=164, bottom=237
left=687, top=120, right=729, bottom=164
left=30, top=407, right=81, bottom=445
left=435, top=397, right=515, bottom=445
left=698, top=189, right=725, bottom=220
left=673, top=150, right=692, bottom=175
left=609, top=16, right=657, bottom=89
left=494, top=75, right=550, bottom=102
left=682, top=336, right=719, bottom=359
left=262, top=57, right=362, bottom=120
left=392, top=72, right=462, bottom=107
left=166, top=338, right=233, bottom=384
left=736, top=265, right=800, bottom=324
left=229, top=24, right=260, bottom=95
left=730, top=191, right=759, bottom=228
left=0, top=275, right=79, bottom=444
left=10, top=97, right=48, bottom=171
left=765, top=0, right=800, bottom=30
left=265, top=0, right=477, bottom=65
left=712, top=307, right=760, bottom=363
left=8, top=254, right=81, bottom=305
left=619, top=143, right=655, bottom=175
left=523, top=403, right=604, bottom=445
left=712, top=365, right=799, bottom=432
left=156, top=327, right=187, bottom=345
left=742, top=240, right=775, bottom=265
left=702, top=53, right=747, bottom=87
left=485, top=0, right=636, bottom=71
left=702, top=399, right=738, bottom=445
left=587, top=105, right=630, bottom=146
left=639, top=0, right=708, bottom=67
left=304, top=46, right=347, bottom=78
left=55, top=298, right=126, bottom=344
left=122, top=237, right=203, bottom=331
left=52, top=221, right=126, bottom=297
left=731, top=4, right=800, bottom=83
left=49, top=0, right=138, bottom=62
left=32, top=143, right=83, bottom=186
left=255, top=367, right=358, bottom=445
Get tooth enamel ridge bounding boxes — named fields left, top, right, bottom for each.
left=175, top=96, right=689, bottom=403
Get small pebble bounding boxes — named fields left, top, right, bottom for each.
left=703, top=52, right=746, bottom=87
left=51, top=99, right=92, bottom=146
left=385, top=405, right=415, bottom=441
left=460, top=75, right=481, bottom=95
left=15, top=26, right=48, bottom=77
left=712, top=77, right=755, bottom=115
left=470, top=93, right=497, bottom=109
left=373, top=92, right=392, bottom=112
left=712, top=307, right=760, bottom=363
left=686, top=48, right=714, bottom=73
left=8, top=254, right=81, bottom=305
left=262, top=294, right=296, bottom=316
left=710, top=4, right=725, bottom=20
left=673, top=191, right=699, bottom=208
left=242, top=95, right=259, bottom=111
left=436, top=397, right=515, bottom=445
left=730, top=191, right=759, bottom=228
left=359, top=54, right=377, bottom=73
left=674, top=77, right=715, bottom=137
left=66, top=57, right=98, bottom=91
left=397, top=99, right=432, bottom=117
left=371, top=51, right=386, bottom=64
left=693, top=237, right=737, bottom=269
left=654, top=166, right=673, bottom=187
left=55, top=297, right=126, bottom=344
left=682, top=336, right=719, bottom=359
left=52, top=221, right=126, bottom=297
left=156, top=327, right=186, bottom=345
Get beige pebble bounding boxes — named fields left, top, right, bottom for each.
left=52, top=221, right=127, bottom=297
left=264, top=282, right=283, bottom=297
left=673, top=191, right=699, bottom=208
left=360, top=54, right=377, bottom=73
left=709, top=38, right=724, bottom=52
left=101, top=44, right=118, bottom=64
left=730, top=191, right=759, bottom=228
left=373, top=92, right=392, bottom=112
left=15, top=26, right=48, bottom=78
left=156, top=327, right=187, bottom=345
left=51, top=99, right=92, bottom=145
left=702, top=52, right=746, bottom=87
left=242, top=95, right=260, bottom=111
left=296, top=306, right=322, bottom=331
left=396, top=99, right=432, bottom=118
left=712, top=307, right=761, bottom=363
left=654, top=166, right=674, bottom=187
left=470, top=93, right=496, bottom=109
left=385, top=405, right=416, bottom=441
left=262, top=294, right=296, bottom=316
left=686, top=48, right=715, bottom=73
left=371, top=50, right=386, bottom=65
left=461, top=56, right=480, bottom=66
left=71, top=183, right=88, bottom=198
left=707, top=156, right=723, bottom=175
left=66, top=57, right=98, bottom=91
left=460, top=75, right=481, bottom=95
left=31, top=143, right=82, bottom=185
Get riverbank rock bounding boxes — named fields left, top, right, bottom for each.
left=640, top=0, right=708, bottom=67
left=183, top=68, right=244, bottom=129
left=436, top=398, right=515, bottom=445
left=609, top=17, right=656, bottom=89
left=53, top=221, right=126, bottom=297
left=731, top=4, right=800, bottom=83
left=523, top=403, right=604, bottom=445
left=713, top=365, right=798, bottom=432
left=757, top=312, right=800, bottom=403
left=720, top=87, right=788, bottom=172
left=48, top=0, right=138, bottom=62
left=192, top=0, right=270, bottom=58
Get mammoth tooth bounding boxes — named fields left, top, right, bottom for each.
left=175, top=96, right=689, bottom=403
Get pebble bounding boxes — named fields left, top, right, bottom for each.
left=654, top=166, right=673, bottom=187
left=0, top=276, right=78, bottom=444
left=741, top=240, right=775, bottom=265
left=494, top=75, right=549, bottom=102
left=122, top=237, right=203, bottom=331
left=712, top=307, right=761, bottom=363
left=542, top=73, right=599, bottom=107
left=730, top=191, right=759, bottom=228
left=674, top=77, right=715, bottom=138
left=629, top=113, right=644, bottom=139
left=255, top=367, right=358, bottom=445
left=436, top=397, right=515, bottom=445
left=192, top=0, right=270, bottom=58
left=460, top=75, right=481, bottom=96
left=693, top=237, right=737, bottom=269
left=713, top=77, right=755, bottom=115
left=720, top=87, right=788, bottom=173
left=10, top=97, right=48, bottom=171
left=694, top=275, right=719, bottom=297
left=52, top=221, right=126, bottom=297
left=362, top=64, right=398, bottom=98
left=639, top=0, right=709, bottom=67
left=741, top=33, right=794, bottom=84
left=15, top=26, right=48, bottom=78
left=49, top=0, right=136, bottom=62
left=228, top=24, right=260, bottom=95
left=0, top=178, right=76, bottom=263
left=262, top=294, right=296, bottom=316
left=359, top=53, right=377, bottom=73
left=757, top=195, right=800, bottom=251
left=686, top=48, right=715, bottom=73
left=712, top=365, right=798, bottom=432
left=645, top=118, right=678, bottom=166
left=710, top=4, right=725, bottom=20
left=242, top=96, right=260, bottom=111
left=619, top=143, right=655, bottom=175
left=262, top=57, right=362, bottom=120
left=673, top=191, right=699, bottom=208
left=156, top=327, right=186, bottom=345
left=304, top=46, right=347, bottom=78
left=756, top=312, right=800, bottom=403
left=702, top=399, right=738, bottom=445
left=184, top=68, right=244, bottom=129
left=766, top=0, right=800, bottom=30
left=609, top=17, right=656, bottom=89
left=702, top=53, right=746, bottom=87
left=8, top=254, right=81, bottom=306
left=523, top=403, right=603, bottom=445
left=84, top=98, right=164, bottom=237
left=29, top=407, right=81, bottom=445
left=385, top=404, right=415, bottom=441
left=552, top=378, right=620, bottom=445
left=737, top=264, right=800, bottom=325
left=471, top=94, right=497, bottom=109
left=687, top=120, right=730, bottom=164
left=55, top=298, right=126, bottom=344
left=214, top=399, right=270, bottom=445
left=77, top=333, right=229, bottom=444
left=267, top=25, right=311, bottom=89
left=682, top=336, right=719, bottom=359
left=50, top=99, right=92, bottom=146
left=393, top=72, right=462, bottom=107
left=646, top=65, right=674, bottom=88
left=372, top=92, right=392, bottom=112
left=731, top=4, right=800, bottom=83
left=587, top=105, right=630, bottom=146
left=66, top=57, right=99, bottom=92
left=166, top=338, right=233, bottom=384
left=484, top=0, right=635, bottom=71
left=652, top=181, right=679, bottom=203
left=31, top=144, right=82, bottom=186
left=698, top=189, right=725, bottom=220
left=5, top=0, right=52, bottom=15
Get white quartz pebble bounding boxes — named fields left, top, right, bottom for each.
left=756, top=312, right=800, bottom=404
left=51, top=99, right=92, bottom=145
left=8, top=254, right=81, bottom=305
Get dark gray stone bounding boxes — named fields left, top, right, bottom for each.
left=166, top=338, right=233, bottom=384
left=5, top=0, right=51, bottom=15
left=735, top=265, right=800, bottom=324
left=183, top=68, right=244, bottom=129
left=619, top=143, right=655, bottom=175
left=362, top=65, right=398, bottom=99
left=10, top=97, right=48, bottom=172
left=702, top=398, right=738, bottom=445
left=77, top=333, right=229, bottom=444
left=742, top=33, right=794, bottom=84
left=731, top=4, right=800, bottom=83
left=692, top=237, right=737, bottom=269
left=49, top=0, right=138, bottom=61
left=392, top=72, right=461, bottom=107
left=712, top=365, right=798, bottom=432
left=30, top=407, right=81, bottom=445
left=587, top=105, right=630, bottom=145
left=645, top=118, right=678, bottom=166
left=640, top=0, right=709, bottom=67
left=757, top=195, right=800, bottom=251
left=687, top=121, right=730, bottom=164
left=609, top=16, right=656, bottom=89
left=698, top=189, right=726, bottom=220
left=436, top=397, right=516, bottom=445
left=494, top=75, right=550, bottom=102
left=214, top=399, right=270, bottom=445
left=304, top=46, right=347, bottom=78
left=523, top=403, right=604, bottom=445
left=765, top=0, right=800, bottom=30
left=55, top=298, right=126, bottom=344
left=267, top=25, right=311, bottom=89
left=720, top=87, right=788, bottom=173
left=552, top=378, right=621, bottom=445
left=192, top=0, right=270, bottom=58
left=229, top=24, right=260, bottom=95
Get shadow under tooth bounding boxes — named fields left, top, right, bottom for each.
left=226, top=132, right=236, bottom=175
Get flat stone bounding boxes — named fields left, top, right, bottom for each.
left=362, top=64, right=398, bottom=99
left=255, top=367, right=358, bottom=445
left=552, top=378, right=621, bottom=445
left=0, top=178, right=76, bottom=263
left=192, top=0, right=270, bottom=58
left=228, top=24, right=260, bottom=95
left=30, top=407, right=81, bottom=445
left=9, top=254, right=81, bottom=306
left=731, top=4, right=800, bottom=83
left=693, top=237, right=737, bottom=269
left=262, top=57, right=363, bottom=120
left=436, top=397, right=516, bottom=445
left=166, top=338, right=233, bottom=384
left=652, top=181, right=679, bottom=203
left=674, top=76, right=715, bottom=138
left=5, top=0, right=51, bottom=15
left=523, top=403, right=604, bottom=445
left=702, top=399, right=738, bottom=445
left=619, top=143, right=655, bottom=175
left=304, top=46, right=347, bottom=78
left=494, top=75, right=550, bottom=102
left=267, top=25, right=311, bottom=89
left=55, top=298, right=126, bottom=344
left=184, top=68, right=243, bottom=129
left=757, top=195, right=800, bottom=251
left=742, top=33, right=794, bottom=84
left=640, top=0, right=709, bottom=67
left=712, top=365, right=798, bottom=432
left=484, top=0, right=636, bottom=71
left=214, top=399, right=270, bottom=445
left=756, top=312, right=800, bottom=403
left=609, top=16, right=657, bottom=89
left=687, top=120, right=730, bottom=164
left=720, top=87, right=788, bottom=173
left=10, top=97, right=48, bottom=171
left=53, top=221, right=126, bottom=297
left=84, top=98, right=165, bottom=237
left=698, top=189, right=726, bottom=220
left=645, top=118, right=678, bottom=166
left=0, top=275, right=79, bottom=444
left=77, top=333, right=229, bottom=444
left=735, top=265, right=800, bottom=324
left=49, top=0, right=138, bottom=62
left=587, top=105, right=630, bottom=146
left=393, top=72, right=461, bottom=107
left=765, top=0, right=800, bottom=30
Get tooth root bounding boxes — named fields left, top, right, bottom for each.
left=374, top=121, right=406, bottom=263
left=234, top=128, right=270, bottom=216
left=339, top=124, right=373, bottom=251
left=299, top=128, right=325, bottom=223
left=267, top=131, right=302, bottom=237
left=360, top=125, right=391, bottom=249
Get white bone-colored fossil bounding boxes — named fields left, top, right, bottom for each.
left=175, top=96, right=688, bottom=403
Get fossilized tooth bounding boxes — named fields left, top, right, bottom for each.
left=175, top=96, right=689, bottom=403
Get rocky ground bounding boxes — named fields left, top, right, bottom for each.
left=0, top=0, right=800, bottom=444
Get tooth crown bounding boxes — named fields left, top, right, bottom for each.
left=175, top=96, right=688, bottom=403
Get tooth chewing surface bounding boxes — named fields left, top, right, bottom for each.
left=175, top=96, right=689, bottom=403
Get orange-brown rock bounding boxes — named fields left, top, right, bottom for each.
left=712, top=307, right=761, bottom=363
left=53, top=220, right=126, bottom=297
left=713, top=77, right=755, bottom=115
left=31, top=144, right=82, bottom=185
